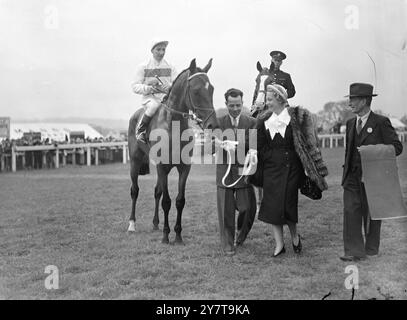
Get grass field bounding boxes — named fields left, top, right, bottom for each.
left=1, top=146, right=406, bottom=300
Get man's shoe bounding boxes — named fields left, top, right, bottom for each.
left=339, top=255, right=365, bottom=262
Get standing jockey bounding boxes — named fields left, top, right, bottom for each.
left=132, top=38, right=178, bottom=143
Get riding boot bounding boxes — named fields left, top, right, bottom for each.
left=136, top=114, right=152, bottom=144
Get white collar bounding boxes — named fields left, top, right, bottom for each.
left=264, top=108, right=291, bottom=139
left=357, top=110, right=371, bottom=123
left=150, top=58, right=166, bottom=66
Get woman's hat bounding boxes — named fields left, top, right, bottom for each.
left=345, top=83, right=378, bottom=97
left=266, top=84, right=288, bottom=103
left=151, top=38, right=169, bottom=51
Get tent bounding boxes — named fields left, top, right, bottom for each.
left=10, top=123, right=103, bottom=142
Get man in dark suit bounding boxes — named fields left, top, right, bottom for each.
left=341, top=83, right=403, bottom=262
left=264, top=50, right=296, bottom=99
left=214, top=88, right=257, bottom=256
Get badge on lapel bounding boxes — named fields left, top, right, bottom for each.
left=367, top=127, right=373, bottom=133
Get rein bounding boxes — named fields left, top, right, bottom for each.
left=221, top=144, right=258, bottom=188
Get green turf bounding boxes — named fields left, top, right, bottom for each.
left=0, top=147, right=406, bottom=299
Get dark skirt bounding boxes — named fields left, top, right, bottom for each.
left=258, top=148, right=304, bottom=225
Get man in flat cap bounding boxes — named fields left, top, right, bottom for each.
left=264, top=50, right=296, bottom=99
left=341, top=83, right=403, bottom=262
left=132, top=38, right=178, bottom=143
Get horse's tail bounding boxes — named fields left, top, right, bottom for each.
left=128, top=110, right=150, bottom=175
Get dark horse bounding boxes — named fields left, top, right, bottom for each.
left=127, top=59, right=218, bottom=244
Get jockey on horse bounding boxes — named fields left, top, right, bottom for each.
left=132, top=38, right=178, bottom=144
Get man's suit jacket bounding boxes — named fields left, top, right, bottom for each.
left=215, top=113, right=257, bottom=189
left=342, top=111, right=403, bottom=185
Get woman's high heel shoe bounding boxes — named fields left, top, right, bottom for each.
left=272, top=246, right=286, bottom=257
left=292, top=234, right=302, bottom=254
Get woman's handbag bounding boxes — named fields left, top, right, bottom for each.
left=300, top=175, right=322, bottom=200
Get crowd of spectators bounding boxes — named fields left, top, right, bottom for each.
left=0, top=135, right=127, bottom=173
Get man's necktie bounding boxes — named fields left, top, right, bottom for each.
left=356, top=118, right=363, bottom=135
left=233, top=118, right=238, bottom=134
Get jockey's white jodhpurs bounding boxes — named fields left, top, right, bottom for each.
left=142, top=96, right=162, bottom=117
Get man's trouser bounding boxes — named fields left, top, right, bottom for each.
left=343, top=169, right=382, bottom=257
left=217, top=185, right=256, bottom=252
left=142, top=96, right=162, bottom=117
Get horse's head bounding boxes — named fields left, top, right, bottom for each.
left=183, top=58, right=218, bottom=130
left=252, top=61, right=274, bottom=113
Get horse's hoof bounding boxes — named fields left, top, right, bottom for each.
left=172, top=239, right=185, bottom=246
left=127, top=221, right=136, bottom=232
left=161, top=237, right=169, bottom=244
left=152, top=225, right=159, bottom=231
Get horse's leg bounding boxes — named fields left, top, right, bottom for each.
left=128, top=158, right=141, bottom=232
left=173, top=165, right=191, bottom=245
left=158, top=165, right=171, bottom=244
left=152, top=182, right=162, bottom=231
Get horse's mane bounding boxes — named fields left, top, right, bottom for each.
left=167, top=67, right=205, bottom=95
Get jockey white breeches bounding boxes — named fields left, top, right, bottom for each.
left=142, top=95, right=162, bottom=117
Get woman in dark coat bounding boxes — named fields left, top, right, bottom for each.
left=256, top=84, right=328, bottom=257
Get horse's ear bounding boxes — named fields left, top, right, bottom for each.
left=269, top=61, right=275, bottom=72
left=202, top=58, right=213, bottom=73
left=256, top=61, right=263, bottom=72
left=189, top=59, right=197, bottom=73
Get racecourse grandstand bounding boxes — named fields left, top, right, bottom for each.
left=9, top=123, right=103, bottom=142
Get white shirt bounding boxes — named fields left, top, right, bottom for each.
left=229, top=114, right=241, bottom=128
left=264, top=108, right=291, bottom=139
left=356, top=110, right=371, bottom=130
left=132, top=58, right=178, bottom=104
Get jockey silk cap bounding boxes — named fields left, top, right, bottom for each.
left=269, top=50, right=287, bottom=60
left=151, top=38, right=169, bottom=51
left=266, top=84, right=288, bottom=103
left=345, top=83, right=378, bottom=98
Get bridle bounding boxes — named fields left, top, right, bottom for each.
left=160, top=71, right=216, bottom=130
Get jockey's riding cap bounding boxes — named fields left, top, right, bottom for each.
left=151, top=38, right=169, bottom=51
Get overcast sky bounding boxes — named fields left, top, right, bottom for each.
left=1, top=0, right=406, bottom=121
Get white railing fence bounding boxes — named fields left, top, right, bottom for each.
left=6, top=141, right=128, bottom=172
left=318, top=131, right=407, bottom=149
left=1, top=132, right=406, bottom=172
